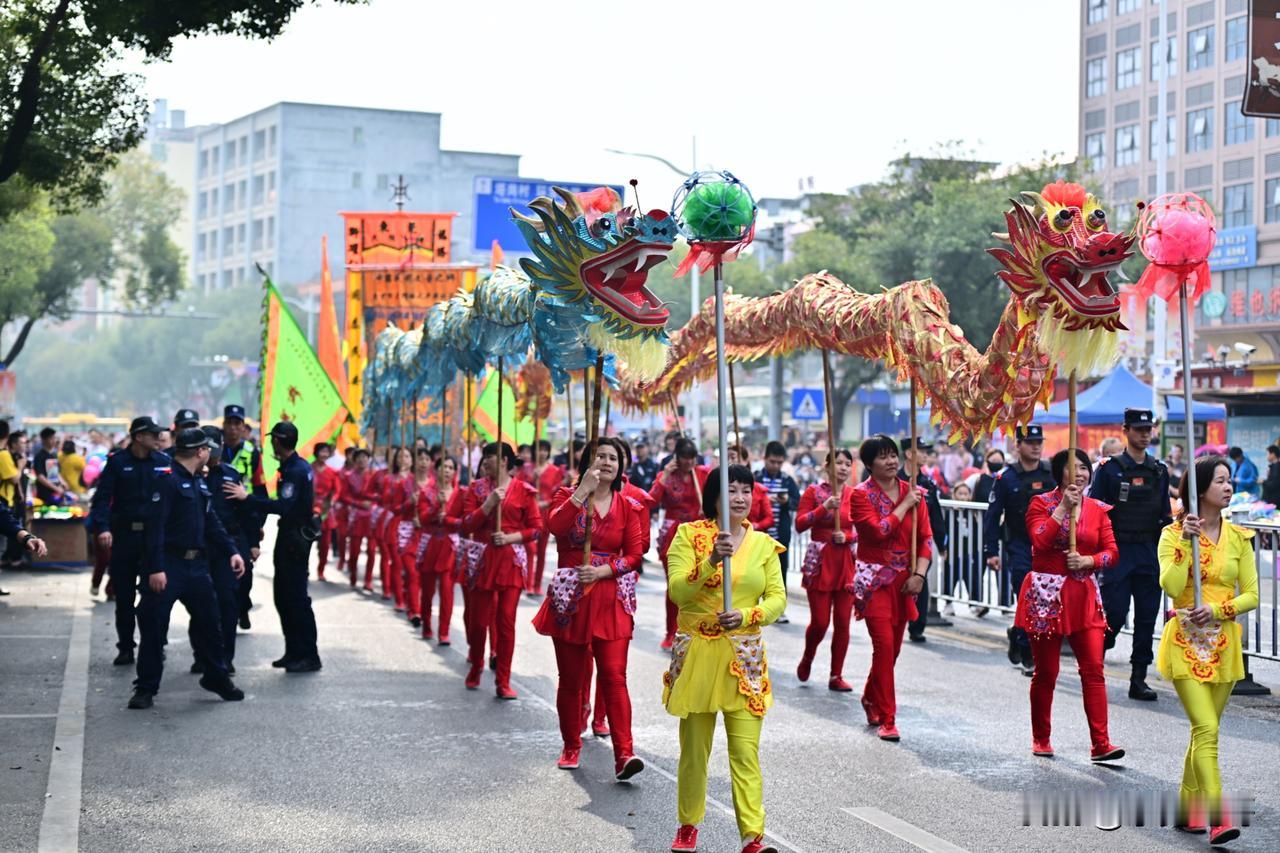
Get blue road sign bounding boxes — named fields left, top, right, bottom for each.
left=791, top=387, right=825, bottom=420
left=473, top=176, right=627, bottom=253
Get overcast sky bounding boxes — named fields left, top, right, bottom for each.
left=126, top=0, right=1080, bottom=200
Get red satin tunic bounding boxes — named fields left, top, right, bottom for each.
left=460, top=476, right=543, bottom=590
left=340, top=469, right=372, bottom=523
left=1014, top=491, right=1117, bottom=637
left=749, top=482, right=775, bottom=532
left=795, top=482, right=856, bottom=591
left=850, top=478, right=933, bottom=624
left=648, top=465, right=710, bottom=558
left=418, top=481, right=458, bottom=575
left=532, top=486, right=645, bottom=643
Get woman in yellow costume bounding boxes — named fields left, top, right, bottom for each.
left=1158, top=455, right=1258, bottom=846
left=663, top=463, right=786, bottom=853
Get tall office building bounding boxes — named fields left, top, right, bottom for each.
left=192, top=103, right=519, bottom=292
left=1079, top=0, right=1280, bottom=364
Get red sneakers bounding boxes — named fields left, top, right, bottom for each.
left=615, top=754, right=645, bottom=781
left=592, top=721, right=611, bottom=738
left=860, top=696, right=880, bottom=726
left=796, top=657, right=812, bottom=683
left=828, top=676, right=852, bottom=692
left=660, top=634, right=675, bottom=651
left=464, top=663, right=482, bottom=689
left=1209, top=824, right=1240, bottom=845
left=1090, top=744, right=1125, bottom=763
left=496, top=684, right=518, bottom=700
left=557, top=747, right=581, bottom=770
left=421, top=626, right=434, bottom=640
left=741, top=836, right=778, bottom=853
left=671, top=824, right=698, bottom=852
left=1031, top=739, right=1054, bottom=757
left=877, top=723, right=900, bottom=741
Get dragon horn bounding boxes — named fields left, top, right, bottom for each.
left=510, top=207, right=544, bottom=230
left=552, top=187, right=585, bottom=218
left=1020, top=191, right=1047, bottom=214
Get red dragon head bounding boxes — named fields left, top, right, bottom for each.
left=989, top=180, right=1134, bottom=332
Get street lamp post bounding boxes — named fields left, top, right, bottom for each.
left=606, top=138, right=702, bottom=443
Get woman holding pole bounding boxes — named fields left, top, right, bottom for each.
left=849, top=435, right=931, bottom=742
left=1017, top=448, right=1123, bottom=763
left=664, top=465, right=786, bottom=853
left=1158, top=456, right=1257, bottom=844
left=794, top=448, right=858, bottom=692
left=532, top=437, right=646, bottom=779
left=417, top=455, right=459, bottom=644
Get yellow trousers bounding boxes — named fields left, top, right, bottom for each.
left=677, top=709, right=764, bottom=840
left=1173, top=678, right=1233, bottom=818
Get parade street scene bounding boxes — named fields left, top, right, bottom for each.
left=7, top=2, right=1280, bottom=852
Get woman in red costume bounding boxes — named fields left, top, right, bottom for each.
left=341, top=448, right=374, bottom=587
left=1018, top=448, right=1124, bottom=762
left=648, top=438, right=710, bottom=650
left=794, top=448, right=857, bottom=692
left=397, top=448, right=432, bottom=627
left=362, top=447, right=393, bottom=595
left=311, top=443, right=342, bottom=580
left=378, top=447, right=412, bottom=608
left=850, top=435, right=931, bottom=741
left=532, top=437, right=646, bottom=779
left=417, top=455, right=458, bottom=644
left=528, top=439, right=563, bottom=596
left=460, top=441, right=542, bottom=698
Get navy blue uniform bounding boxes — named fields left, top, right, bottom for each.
left=135, top=461, right=240, bottom=694
left=246, top=451, right=319, bottom=662
left=1089, top=451, right=1171, bottom=668
left=225, top=438, right=267, bottom=620
left=87, top=447, right=172, bottom=652
left=983, top=461, right=1056, bottom=649
left=904, top=469, right=946, bottom=638
left=196, top=462, right=260, bottom=666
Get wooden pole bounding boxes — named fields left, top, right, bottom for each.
left=582, top=354, right=606, bottom=565
left=668, top=390, right=683, bottom=435
left=464, top=375, right=473, bottom=474
left=822, top=352, right=842, bottom=525
left=440, top=385, right=449, bottom=456
left=1068, top=370, right=1078, bottom=550
left=496, top=359, right=505, bottom=532
left=909, top=378, right=919, bottom=571
left=729, top=361, right=742, bottom=451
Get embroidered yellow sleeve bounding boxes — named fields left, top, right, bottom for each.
left=667, top=521, right=721, bottom=607
left=1157, top=524, right=1192, bottom=599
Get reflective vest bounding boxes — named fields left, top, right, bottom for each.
left=229, top=439, right=257, bottom=484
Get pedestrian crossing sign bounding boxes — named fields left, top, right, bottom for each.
left=791, top=387, right=825, bottom=420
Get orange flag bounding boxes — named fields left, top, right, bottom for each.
left=317, top=235, right=346, bottom=391
left=490, top=238, right=505, bottom=271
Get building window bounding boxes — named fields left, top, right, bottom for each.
left=1085, top=131, right=1106, bottom=170
left=1187, top=25, right=1214, bottom=71
left=1226, top=16, right=1247, bottom=63
left=376, top=173, right=389, bottom=190
left=1224, top=183, right=1253, bottom=228
left=253, top=129, right=266, bottom=161
left=223, top=182, right=235, bottom=211
left=1115, top=124, right=1140, bottom=166
left=252, top=219, right=264, bottom=251
left=353, top=126, right=364, bottom=145
left=198, top=150, right=209, bottom=178
left=252, top=175, right=264, bottom=206
left=1265, top=178, right=1280, bottom=223
left=236, top=223, right=246, bottom=253
left=223, top=141, right=235, bottom=169
left=1186, top=107, right=1213, bottom=152
left=237, top=136, right=247, bottom=165
left=1087, top=0, right=1107, bottom=25
left=222, top=270, right=234, bottom=289
left=1150, top=37, right=1177, bottom=81
left=267, top=216, right=275, bottom=248
left=352, top=171, right=362, bottom=189
left=267, top=171, right=276, bottom=203
left=237, top=179, right=247, bottom=209
left=1117, top=0, right=1139, bottom=13
left=1116, top=47, right=1141, bottom=90
left=1149, top=116, right=1175, bottom=160
left=222, top=226, right=234, bottom=257
left=210, top=187, right=218, bottom=213
left=1225, top=106, right=1255, bottom=145
left=1086, top=57, right=1107, bottom=97
left=268, top=125, right=277, bottom=155
left=197, top=190, right=208, bottom=219
left=196, top=232, right=206, bottom=260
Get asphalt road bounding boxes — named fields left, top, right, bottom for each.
left=4, top=545, right=1280, bottom=853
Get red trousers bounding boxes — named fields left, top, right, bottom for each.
left=467, top=587, right=521, bottom=690
left=317, top=515, right=345, bottom=577
left=420, top=568, right=454, bottom=639
left=582, top=650, right=609, bottom=728
left=803, top=588, right=854, bottom=678
left=862, top=614, right=907, bottom=728
left=1029, top=629, right=1110, bottom=751
left=378, top=525, right=399, bottom=603
left=528, top=534, right=552, bottom=593
left=552, top=637, right=633, bottom=759
left=347, top=518, right=374, bottom=588
left=399, top=550, right=420, bottom=618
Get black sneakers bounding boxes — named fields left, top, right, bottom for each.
left=127, top=689, right=154, bottom=710
left=198, top=674, right=245, bottom=701
left=284, top=657, right=322, bottom=673
left=113, top=649, right=135, bottom=666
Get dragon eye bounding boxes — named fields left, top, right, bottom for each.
left=590, top=215, right=615, bottom=238
left=1053, top=209, right=1074, bottom=229
left=1088, top=208, right=1106, bottom=229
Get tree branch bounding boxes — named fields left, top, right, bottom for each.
left=0, top=0, right=74, bottom=185
left=2, top=314, right=39, bottom=366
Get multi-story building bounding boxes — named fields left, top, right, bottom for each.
left=192, top=103, right=519, bottom=291
left=1080, top=0, right=1280, bottom=455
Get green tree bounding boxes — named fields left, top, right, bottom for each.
left=0, top=0, right=362, bottom=214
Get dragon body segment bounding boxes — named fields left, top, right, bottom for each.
left=618, top=181, right=1134, bottom=440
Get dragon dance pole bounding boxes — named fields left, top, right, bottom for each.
left=464, top=375, right=472, bottom=474
left=729, top=361, right=742, bottom=450
left=668, top=390, right=683, bottom=435
left=1178, top=282, right=1204, bottom=608
left=496, top=357, right=505, bottom=533
left=1068, top=371, right=1078, bottom=550
left=821, top=351, right=840, bottom=510
left=909, top=378, right=919, bottom=572
left=440, top=387, right=448, bottom=458
left=582, top=354, right=606, bottom=564
left=714, top=261, right=733, bottom=613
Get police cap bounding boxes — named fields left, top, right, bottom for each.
left=175, top=427, right=214, bottom=451
left=1124, top=408, right=1154, bottom=428
left=173, top=408, right=201, bottom=429
left=200, top=425, right=223, bottom=449
left=129, top=416, right=163, bottom=436
left=223, top=404, right=246, bottom=422
left=1015, top=424, right=1044, bottom=442
left=268, top=421, right=299, bottom=444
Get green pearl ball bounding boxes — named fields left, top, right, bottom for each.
left=681, top=181, right=753, bottom=241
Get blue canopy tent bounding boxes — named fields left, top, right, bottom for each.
left=1039, top=365, right=1224, bottom=424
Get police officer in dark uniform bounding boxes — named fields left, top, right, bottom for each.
left=222, top=404, right=266, bottom=629
left=189, top=426, right=260, bottom=675
left=174, top=408, right=201, bottom=431
left=983, top=424, right=1055, bottom=676
left=1088, top=407, right=1172, bottom=701
left=128, top=428, right=245, bottom=710
left=88, top=416, right=172, bottom=665
left=225, top=421, right=322, bottom=672
left=902, top=438, right=946, bottom=642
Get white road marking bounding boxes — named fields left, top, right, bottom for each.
left=0, top=634, right=71, bottom=639
left=37, top=590, right=92, bottom=853
left=841, top=807, right=970, bottom=853
left=0, top=713, right=57, bottom=719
